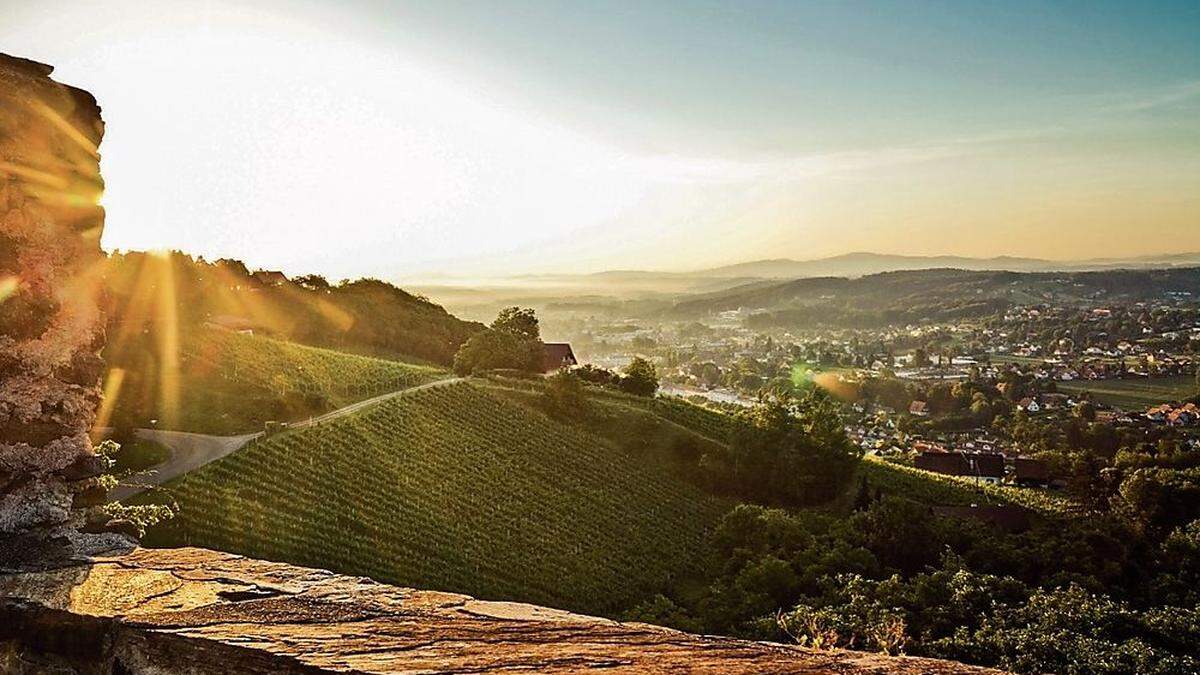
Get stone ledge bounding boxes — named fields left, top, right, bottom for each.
left=0, top=546, right=1002, bottom=673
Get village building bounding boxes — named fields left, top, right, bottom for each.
left=541, top=343, right=578, bottom=372
left=914, top=451, right=1004, bottom=484
left=252, top=270, right=289, bottom=286
left=1013, top=457, right=1051, bottom=488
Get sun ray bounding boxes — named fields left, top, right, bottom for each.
left=91, top=367, right=126, bottom=435
left=153, top=250, right=181, bottom=429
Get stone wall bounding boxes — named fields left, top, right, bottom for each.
left=0, top=54, right=112, bottom=563
left=0, top=547, right=1005, bottom=674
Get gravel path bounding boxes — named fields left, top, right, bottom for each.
left=109, top=377, right=465, bottom=501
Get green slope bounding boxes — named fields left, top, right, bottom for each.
left=856, top=455, right=1076, bottom=518
left=109, top=328, right=446, bottom=434
left=1058, top=376, right=1197, bottom=411
left=141, top=381, right=727, bottom=614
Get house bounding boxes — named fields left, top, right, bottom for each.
left=1146, top=404, right=1171, bottom=423
left=1013, top=457, right=1051, bottom=488
left=541, top=343, right=578, bottom=372
left=1042, top=393, right=1070, bottom=410
left=914, top=451, right=1004, bottom=484
left=915, top=451, right=968, bottom=476
left=252, top=270, right=288, bottom=287
left=909, top=400, right=929, bottom=417
left=913, top=440, right=947, bottom=453
left=1017, top=397, right=1041, bottom=413
left=1149, top=402, right=1200, bottom=426
left=965, top=453, right=1005, bottom=484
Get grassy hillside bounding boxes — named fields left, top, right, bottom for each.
left=139, top=381, right=728, bottom=615
left=104, top=251, right=484, bottom=364
left=1058, top=376, right=1197, bottom=410
left=856, top=455, right=1076, bottom=518
left=109, top=328, right=446, bottom=434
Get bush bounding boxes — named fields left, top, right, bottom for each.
left=619, top=357, right=659, bottom=397
left=542, top=370, right=587, bottom=418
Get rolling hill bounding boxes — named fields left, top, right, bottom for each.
left=137, top=380, right=730, bottom=615
left=696, top=251, right=1200, bottom=279
left=104, top=251, right=485, bottom=365
left=106, top=328, right=446, bottom=434
left=669, top=267, right=1200, bottom=326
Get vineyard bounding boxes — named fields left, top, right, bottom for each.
left=480, top=373, right=741, bottom=444
left=110, top=329, right=445, bottom=434
left=859, top=455, right=1077, bottom=518
left=140, top=381, right=728, bottom=614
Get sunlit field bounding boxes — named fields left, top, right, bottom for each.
left=1058, top=376, right=1197, bottom=411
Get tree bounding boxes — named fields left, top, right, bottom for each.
left=215, top=257, right=250, bottom=279
left=725, top=389, right=862, bottom=506
left=454, top=308, right=545, bottom=375
left=294, top=274, right=331, bottom=290
left=620, top=357, right=659, bottom=396
left=912, top=348, right=931, bottom=367
left=1074, top=400, right=1097, bottom=422
left=452, top=328, right=542, bottom=375
left=492, top=306, right=540, bottom=341
left=575, top=364, right=620, bottom=387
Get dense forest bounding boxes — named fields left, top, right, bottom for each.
left=619, top=385, right=1200, bottom=674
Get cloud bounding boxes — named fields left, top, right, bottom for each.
left=1106, top=80, right=1200, bottom=113
left=627, top=143, right=966, bottom=186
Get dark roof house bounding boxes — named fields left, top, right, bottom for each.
left=542, top=343, right=578, bottom=372
left=966, top=453, right=1005, bottom=480
left=915, top=451, right=1004, bottom=480
left=1014, top=457, right=1051, bottom=486
left=252, top=270, right=289, bottom=286
left=914, top=451, right=968, bottom=475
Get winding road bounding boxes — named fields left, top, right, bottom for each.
left=109, top=376, right=465, bottom=501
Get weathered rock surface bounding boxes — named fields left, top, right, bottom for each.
left=0, top=52, right=109, bottom=553
left=0, top=547, right=1002, bottom=673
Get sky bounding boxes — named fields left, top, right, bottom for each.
left=3, top=0, right=1198, bottom=279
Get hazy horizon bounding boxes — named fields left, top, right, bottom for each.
left=4, top=0, right=1198, bottom=279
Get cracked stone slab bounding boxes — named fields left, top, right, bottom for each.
left=0, top=546, right=1004, bottom=674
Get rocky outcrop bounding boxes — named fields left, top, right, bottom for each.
left=0, top=54, right=119, bottom=562
left=0, top=547, right=1003, bottom=673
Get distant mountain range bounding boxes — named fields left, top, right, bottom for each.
left=513, top=251, right=1200, bottom=288
left=690, top=251, right=1200, bottom=280
left=668, top=267, right=1200, bottom=326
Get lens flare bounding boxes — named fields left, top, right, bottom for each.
left=0, top=275, right=18, bottom=303
left=92, top=367, right=126, bottom=434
